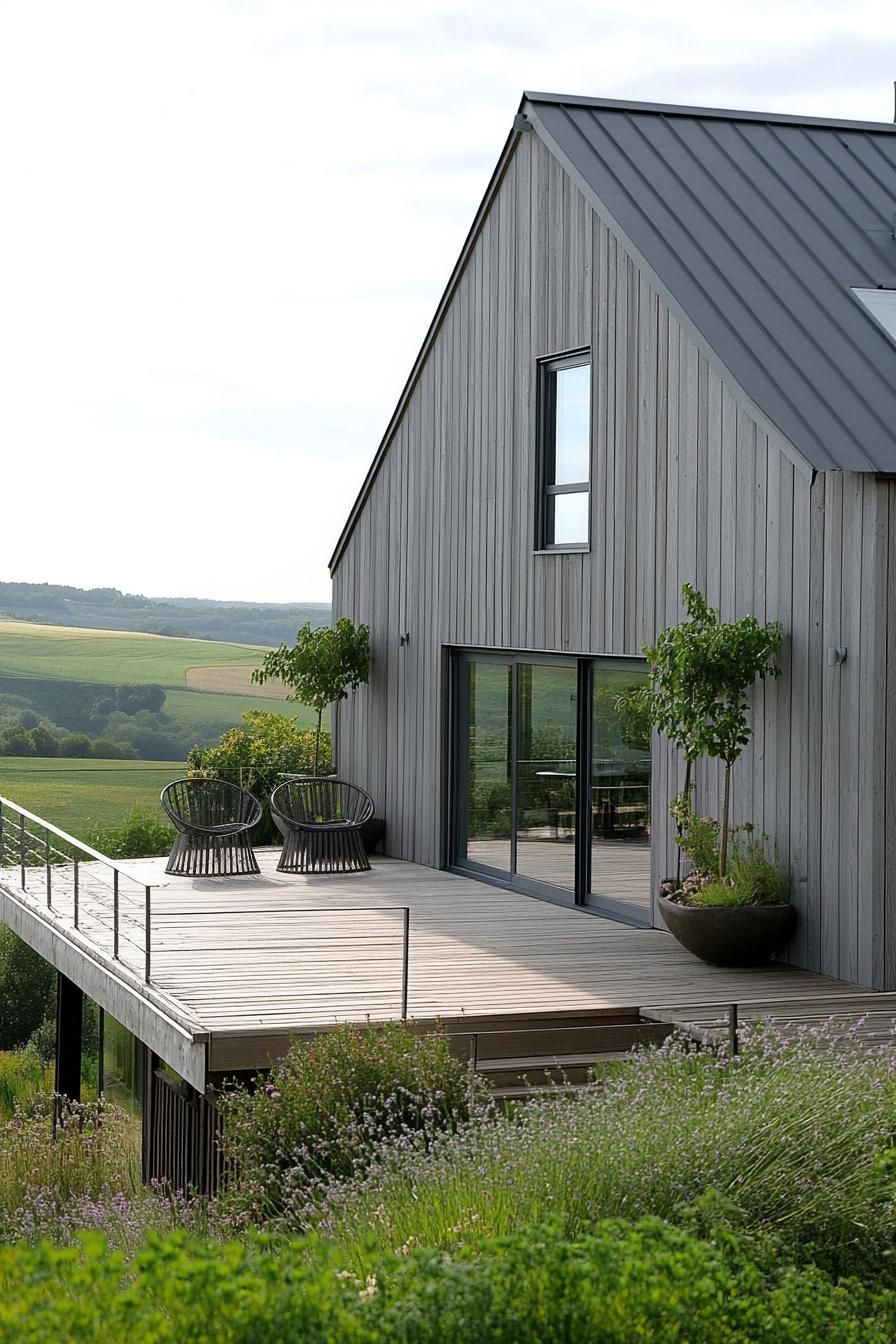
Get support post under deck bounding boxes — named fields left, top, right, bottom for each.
left=54, top=972, right=83, bottom=1102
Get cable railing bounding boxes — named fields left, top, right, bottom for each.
left=0, top=795, right=412, bottom=1017
left=0, top=794, right=155, bottom=983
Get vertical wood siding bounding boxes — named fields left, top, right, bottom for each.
left=333, top=131, right=889, bottom=987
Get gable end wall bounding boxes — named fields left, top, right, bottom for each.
left=333, top=130, right=888, bottom=986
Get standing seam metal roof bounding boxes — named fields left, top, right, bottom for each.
left=331, top=93, right=896, bottom=571
left=524, top=92, right=896, bottom=474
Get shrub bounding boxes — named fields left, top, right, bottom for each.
left=0, top=928, right=55, bottom=1050
left=320, top=1021, right=896, bottom=1284
left=83, top=807, right=174, bottom=860
left=216, top=1022, right=489, bottom=1231
left=0, top=1051, right=50, bottom=1119
left=0, top=1218, right=894, bottom=1343
left=186, top=709, right=332, bottom=841
left=0, top=1096, right=140, bottom=1241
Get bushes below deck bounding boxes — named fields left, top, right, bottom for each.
left=215, top=1022, right=490, bottom=1231
left=317, top=1021, right=896, bottom=1284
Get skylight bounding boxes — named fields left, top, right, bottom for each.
left=853, top=288, right=896, bottom=343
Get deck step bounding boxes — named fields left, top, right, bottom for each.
left=446, top=1014, right=674, bottom=1098
left=447, top=1019, right=673, bottom=1063
left=478, top=1050, right=636, bottom=1089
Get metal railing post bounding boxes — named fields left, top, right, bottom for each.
left=73, top=860, right=79, bottom=928
left=19, top=814, right=25, bottom=889
left=728, top=1003, right=739, bottom=1057
left=45, top=828, right=51, bottom=908
left=113, top=871, right=120, bottom=959
left=145, top=885, right=152, bottom=983
left=401, top=907, right=410, bottom=1021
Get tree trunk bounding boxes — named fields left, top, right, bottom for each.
left=675, top=757, right=692, bottom=886
left=314, top=707, right=323, bottom=776
left=719, top=761, right=732, bottom=876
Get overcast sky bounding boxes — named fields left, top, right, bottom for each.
left=1, top=1, right=895, bottom=603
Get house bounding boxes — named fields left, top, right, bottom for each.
left=331, top=91, right=896, bottom=990
left=3, top=90, right=895, bottom=1195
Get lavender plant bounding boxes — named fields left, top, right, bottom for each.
left=318, top=1020, right=896, bottom=1282
left=0, top=1094, right=204, bottom=1253
left=215, top=1022, right=490, bottom=1232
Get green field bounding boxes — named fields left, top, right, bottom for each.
left=0, top=619, right=271, bottom=687
left=0, top=618, right=317, bottom=740
left=163, top=688, right=314, bottom=730
left=0, top=758, right=181, bottom=838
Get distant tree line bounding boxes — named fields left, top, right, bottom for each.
left=0, top=679, right=217, bottom=761
left=0, top=581, right=330, bottom=645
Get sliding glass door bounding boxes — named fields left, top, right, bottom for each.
left=457, top=659, right=513, bottom=873
left=515, top=663, right=577, bottom=893
left=586, top=664, right=652, bottom=922
left=453, top=651, right=651, bottom=923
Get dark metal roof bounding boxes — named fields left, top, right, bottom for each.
left=331, top=94, right=896, bottom=571
left=523, top=92, right=896, bottom=473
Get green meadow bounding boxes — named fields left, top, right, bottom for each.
left=0, top=758, right=179, bottom=837
left=0, top=619, right=317, bottom=744
left=0, top=619, right=272, bottom=688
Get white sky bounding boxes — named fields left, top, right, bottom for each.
left=1, top=0, right=894, bottom=603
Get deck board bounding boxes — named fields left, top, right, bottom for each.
left=1, top=852, right=868, bottom=1062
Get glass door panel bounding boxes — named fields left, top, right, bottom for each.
left=460, top=659, right=512, bottom=874
left=515, top=663, right=577, bottom=892
left=588, top=666, right=652, bottom=920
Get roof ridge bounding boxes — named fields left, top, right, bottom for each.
left=522, top=90, right=896, bottom=134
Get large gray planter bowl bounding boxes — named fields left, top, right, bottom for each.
left=657, top=894, right=796, bottom=967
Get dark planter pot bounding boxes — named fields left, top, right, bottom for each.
left=657, top=894, right=796, bottom=967
left=360, top=817, right=385, bottom=855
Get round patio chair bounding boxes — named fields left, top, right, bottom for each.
left=160, top=778, right=263, bottom=877
left=269, top=778, right=374, bottom=874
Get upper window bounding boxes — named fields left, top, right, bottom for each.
left=853, top=288, right=896, bottom=344
left=536, top=352, right=591, bottom=549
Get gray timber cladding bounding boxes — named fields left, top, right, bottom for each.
left=524, top=92, right=896, bottom=474
left=332, top=101, right=896, bottom=989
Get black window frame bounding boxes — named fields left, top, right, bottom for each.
left=535, top=349, right=592, bottom=551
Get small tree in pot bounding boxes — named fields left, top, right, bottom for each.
left=643, top=586, right=788, bottom=965
left=252, top=618, right=370, bottom=777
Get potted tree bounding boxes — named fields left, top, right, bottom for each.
left=252, top=618, right=370, bottom=777
left=643, top=586, right=791, bottom=967
left=251, top=619, right=382, bottom=852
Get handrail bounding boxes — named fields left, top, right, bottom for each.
left=0, top=794, right=155, bottom=983
left=0, top=794, right=148, bottom=884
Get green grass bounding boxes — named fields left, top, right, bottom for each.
left=0, top=618, right=317, bottom=739
left=163, top=688, right=315, bottom=731
left=0, top=758, right=180, bottom=838
left=0, top=619, right=269, bottom=688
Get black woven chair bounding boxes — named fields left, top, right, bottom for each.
left=270, top=778, right=375, bottom=874
left=161, top=778, right=263, bottom=877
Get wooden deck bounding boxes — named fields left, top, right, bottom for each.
left=0, top=851, right=875, bottom=1085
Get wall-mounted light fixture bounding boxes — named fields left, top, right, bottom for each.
left=827, top=647, right=848, bottom=665
left=399, top=632, right=411, bottom=648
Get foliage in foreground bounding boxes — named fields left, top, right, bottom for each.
left=319, top=1022, right=896, bottom=1284
left=0, top=1215, right=893, bottom=1344
left=216, top=1022, right=489, bottom=1231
